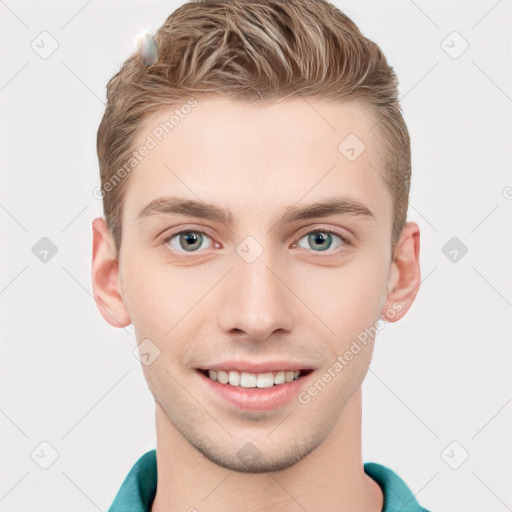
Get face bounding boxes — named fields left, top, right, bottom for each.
left=114, top=97, right=396, bottom=472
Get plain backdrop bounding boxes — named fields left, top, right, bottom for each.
left=1, top=0, right=511, bottom=510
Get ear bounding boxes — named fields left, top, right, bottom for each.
left=380, top=221, right=421, bottom=322
left=91, top=217, right=131, bottom=328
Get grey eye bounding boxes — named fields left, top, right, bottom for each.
left=296, top=231, right=344, bottom=252
left=167, top=231, right=212, bottom=252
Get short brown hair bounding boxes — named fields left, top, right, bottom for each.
left=97, top=0, right=411, bottom=256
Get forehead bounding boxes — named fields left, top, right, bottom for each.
left=122, top=97, right=391, bottom=229
left=135, top=96, right=383, bottom=161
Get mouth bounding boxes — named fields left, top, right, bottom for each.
left=195, top=361, right=316, bottom=411
left=196, top=368, right=314, bottom=388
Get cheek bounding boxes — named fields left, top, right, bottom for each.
left=298, top=253, right=388, bottom=344
left=119, top=254, right=175, bottom=336
left=120, top=238, right=226, bottom=327
left=337, top=260, right=386, bottom=313
left=119, top=251, right=215, bottom=362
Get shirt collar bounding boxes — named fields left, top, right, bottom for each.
left=108, top=450, right=429, bottom=512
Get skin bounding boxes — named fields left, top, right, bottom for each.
left=91, top=97, right=421, bottom=511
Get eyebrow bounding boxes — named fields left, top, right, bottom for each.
left=137, top=195, right=375, bottom=225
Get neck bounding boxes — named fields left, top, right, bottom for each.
left=150, top=386, right=383, bottom=512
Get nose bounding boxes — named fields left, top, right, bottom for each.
left=217, top=248, right=296, bottom=342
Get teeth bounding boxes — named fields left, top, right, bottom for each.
left=217, top=370, right=228, bottom=384
left=256, top=372, right=274, bottom=388
left=240, top=372, right=257, bottom=388
left=274, top=371, right=285, bottom=385
left=228, top=370, right=240, bottom=386
left=207, top=369, right=302, bottom=387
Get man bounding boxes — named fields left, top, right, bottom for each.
left=92, top=1, right=428, bottom=510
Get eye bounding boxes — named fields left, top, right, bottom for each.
left=163, top=230, right=213, bottom=252
left=293, top=229, right=349, bottom=253
left=161, top=228, right=349, bottom=255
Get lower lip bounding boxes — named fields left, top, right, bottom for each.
left=197, top=371, right=312, bottom=411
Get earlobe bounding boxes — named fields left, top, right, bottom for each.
left=380, top=222, right=421, bottom=323
left=91, top=217, right=131, bottom=328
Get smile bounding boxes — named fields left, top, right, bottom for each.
left=203, top=369, right=303, bottom=388
left=196, top=367, right=314, bottom=411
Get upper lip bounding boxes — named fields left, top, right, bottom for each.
left=197, top=360, right=314, bottom=373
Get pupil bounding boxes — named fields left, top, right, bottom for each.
left=181, top=232, right=201, bottom=251
left=310, top=232, right=331, bottom=251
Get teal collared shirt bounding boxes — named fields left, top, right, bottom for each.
left=108, top=450, right=432, bottom=512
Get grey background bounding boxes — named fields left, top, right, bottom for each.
left=1, top=0, right=511, bottom=510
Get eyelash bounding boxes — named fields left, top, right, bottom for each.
left=161, top=227, right=351, bottom=257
